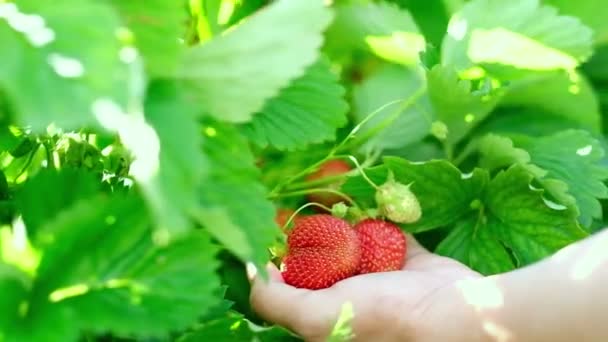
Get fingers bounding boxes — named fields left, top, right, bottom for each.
left=249, top=264, right=341, bottom=339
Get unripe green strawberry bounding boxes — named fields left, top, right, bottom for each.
left=306, top=160, right=351, bottom=208
left=375, top=178, right=421, bottom=224
left=331, top=202, right=348, bottom=218
left=282, top=214, right=360, bottom=289
left=354, top=219, right=406, bottom=274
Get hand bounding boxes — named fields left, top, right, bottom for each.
left=250, top=235, right=483, bottom=341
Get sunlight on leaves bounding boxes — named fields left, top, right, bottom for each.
left=0, top=223, right=39, bottom=275
left=241, top=58, right=348, bottom=150
left=469, top=28, right=578, bottom=70
left=365, top=31, right=426, bottom=66
left=47, top=53, right=84, bottom=78
left=325, top=2, right=424, bottom=66
left=0, top=3, right=55, bottom=47
left=93, top=98, right=160, bottom=184
left=0, top=0, right=133, bottom=131
left=179, top=0, right=332, bottom=123
left=48, top=283, right=89, bottom=302
left=442, top=0, right=593, bottom=74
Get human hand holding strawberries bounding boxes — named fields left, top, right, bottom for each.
left=250, top=233, right=482, bottom=341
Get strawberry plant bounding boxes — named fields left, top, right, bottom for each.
left=0, top=0, right=607, bottom=340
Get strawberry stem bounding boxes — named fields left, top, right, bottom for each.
left=269, top=154, right=351, bottom=197
left=337, top=86, right=426, bottom=152
left=347, top=155, right=380, bottom=191
left=269, top=98, right=411, bottom=196
left=270, top=188, right=357, bottom=206
left=331, top=99, right=406, bottom=154
left=283, top=202, right=332, bottom=231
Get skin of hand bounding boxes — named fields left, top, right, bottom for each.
left=249, top=235, right=483, bottom=341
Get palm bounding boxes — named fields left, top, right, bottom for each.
left=318, top=237, right=481, bottom=340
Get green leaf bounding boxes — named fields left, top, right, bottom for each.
left=0, top=127, right=22, bottom=154
left=342, top=158, right=489, bottom=232
left=217, top=254, right=256, bottom=320
left=0, top=263, right=30, bottom=333
left=427, top=65, right=502, bottom=144
left=389, top=0, right=450, bottom=48
left=2, top=299, right=76, bottom=342
left=477, top=134, right=531, bottom=171
left=34, top=195, right=221, bottom=338
left=582, top=45, right=608, bottom=82
left=436, top=214, right=515, bottom=274
left=477, top=131, right=608, bottom=226
left=177, top=311, right=299, bottom=342
left=15, top=168, right=100, bottom=238
left=140, top=80, right=207, bottom=234
left=108, top=0, right=186, bottom=76
left=438, top=165, right=587, bottom=274
left=476, top=134, right=548, bottom=178
left=178, top=0, right=332, bottom=123
left=325, top=2, right=425, bottom=66
left=199, top=120, right=280, bottom=268
left=520, top=130, right=608, bottom=226
left=65, top=233, right=221, bottom=337
left=241, top=58, right=348, bottom=150
left=0, top=0, right=132, bottom=131
left=351, top=64, right=431, bottom=152
left=499, top=70, right=601, bottom=133
left=544, top=0, right=608, bottom=45
left=442, top=0, right=593, bottom=73
left=484, top=165, right=587, bottom=266
left=477, top=107, right=590, bottom=137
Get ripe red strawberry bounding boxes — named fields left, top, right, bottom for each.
left=306, top=160, right=351, bottom=208
left=354, top=219, right=406, bottom=274
left=282, top=214, right=360, bottom=289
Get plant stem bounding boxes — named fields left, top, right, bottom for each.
left=453, top=138, right=479, bottom=166
left=282, top=202, right=333, bottom=231
left=339, top=85, right=426, bottom=152
left=269, top=154, right=351, bottom=197
left=346, top=155, right=380, bottom=190
left=269, top=188, right=356, bottom=207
